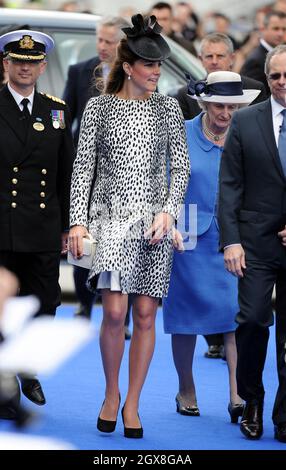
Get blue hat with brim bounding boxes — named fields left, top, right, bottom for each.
left=0, top=29, right=54, bottom=61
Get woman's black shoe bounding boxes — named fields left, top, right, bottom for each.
left=121, top=405, right=143, bottom=438
left=97, top=396, right=120, bottom=433
left=176, top=393, right=200, bottom=416
left=228, top=402, right=244, bottom=424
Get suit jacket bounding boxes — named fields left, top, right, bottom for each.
left=63, top=56, right=101, bottom=145
left=218, top=98, right=286, bottom=260
left=0, top=86, right=74, bottom=252
left=240, top=43, right=270, bottom=96
left=175, top=75, right=268, bottom=120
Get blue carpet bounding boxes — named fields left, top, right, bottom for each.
left=1, top=304, right=285, bottom=451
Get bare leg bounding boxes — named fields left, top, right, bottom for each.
left=123, top=294, right=158, bottom=428
left=172, top=334, right=197, bottom=406
left=99, top=289, right=128, bottom=420
left=224, top=331, right=243, bottom=405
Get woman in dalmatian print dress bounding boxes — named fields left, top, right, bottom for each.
left=69, top=14, right=190, bottom=439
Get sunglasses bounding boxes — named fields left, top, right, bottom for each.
left=268, top=72, right=286, bottom=80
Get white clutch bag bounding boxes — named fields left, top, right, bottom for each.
left=67, top=234, right=96, bottom=270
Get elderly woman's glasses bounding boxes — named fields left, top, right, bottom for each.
left=268, top=72, right=286, bottom=81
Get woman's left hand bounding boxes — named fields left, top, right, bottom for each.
left=145, top=212, right=174, bottom=245
left=172, top=227, right=185, bottom=253
left=68, top=225, right=89, bottom=258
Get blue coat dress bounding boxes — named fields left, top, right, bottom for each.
left=163, top=113, right=238, bottom=334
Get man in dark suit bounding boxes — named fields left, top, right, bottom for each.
left=240, top=10, right=286, bottom=96
left=63, top=17, right=132, bottom=338
left=176, top=32, right=268, bottom=120
left=218, top=45, right=286, bottom=443
left=0, top=29, right=74, bottom=418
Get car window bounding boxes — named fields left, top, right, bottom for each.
left=167, top=38, right=205, bottom=80
left=52, top=31, right=96, bottom=77
left=159, top=39, right=205, bottom=96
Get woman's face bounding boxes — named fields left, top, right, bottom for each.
left=206, top=102, right=239, bottom=131
left=128, top=59, right=162, bottom=94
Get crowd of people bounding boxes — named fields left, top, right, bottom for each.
left=0, top=0, right=286, bottom=446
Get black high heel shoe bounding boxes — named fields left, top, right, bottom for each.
left=121, top=405, right=143, bottom=439
left=97, top=395, right=121, bottom=433
left=228, top=402, right=244, bottom=424
left=176, top=393, right=200, bottom=416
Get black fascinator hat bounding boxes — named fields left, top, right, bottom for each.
left=122, top=14, right=171, bottom=61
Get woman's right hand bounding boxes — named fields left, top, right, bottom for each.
left=68, top=225, right=88, bottom=259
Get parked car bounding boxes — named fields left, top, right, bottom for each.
left=0, top=8, right=205, bottom=98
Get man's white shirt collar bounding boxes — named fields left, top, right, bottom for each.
left=260, top=38, right=273, bottom=53
left=8, top=83, right=34, bottom=113
left=271, top=96, right=286, bottom=145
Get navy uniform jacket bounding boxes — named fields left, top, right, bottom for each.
left=0, top=85, right=75, bottom=252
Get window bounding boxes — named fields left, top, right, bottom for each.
left=52, top=31, right=97, bottom=77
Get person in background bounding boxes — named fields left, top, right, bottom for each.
left=68, top=14, right=189, bottom=439
left=203, top=12, right=240, bottom=50
left=219, top=45, right=286, bottom=443
left=63, top=16, right=129, bottom=147
left=63, top=17, right=132, bottom=338
left=163, top=71, right=260, bottom=421
left=58, top=1, right=79, bottom=12
left=173, top=1, right=200, bottom=43
left=274, top=0, right=286, bottom=15
left=240, top=10, right=286, bottom=96
left=0, top=29, right=74, bottom=416
left=176, top=32, right=267, bottom=121
left=150, top=2, right=197, bottom=55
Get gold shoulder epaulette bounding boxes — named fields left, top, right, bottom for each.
left=40, top=92, right=66, bottom=105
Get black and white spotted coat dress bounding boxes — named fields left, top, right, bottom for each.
left=70, top=92, right=190, bottom=297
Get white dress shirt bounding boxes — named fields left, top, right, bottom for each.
left=271, top=96, right=286, bottom=146
left=7, top=82, right=34, bottom=113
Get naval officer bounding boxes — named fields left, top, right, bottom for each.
left=0, top=29, right=74, bottom=417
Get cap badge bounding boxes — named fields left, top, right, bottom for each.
left=19, top=35, right=35, bottom=50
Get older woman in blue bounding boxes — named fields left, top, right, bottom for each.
left=163, top=71, right=260, bottom=422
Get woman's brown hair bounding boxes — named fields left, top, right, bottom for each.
left=104, top=38, right=139, bottom=95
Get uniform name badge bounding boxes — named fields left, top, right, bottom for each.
left=52, top=110, right=65, bottom=129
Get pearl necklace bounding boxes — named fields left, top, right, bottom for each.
left=202, top=113, right=229, bottom=142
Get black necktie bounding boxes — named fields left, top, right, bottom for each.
left=278, top=109, right=286, bottom=176
left=21, top=98, right=30, bottom=130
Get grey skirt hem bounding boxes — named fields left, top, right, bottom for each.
left=97, top=271, right=122, bottom=291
